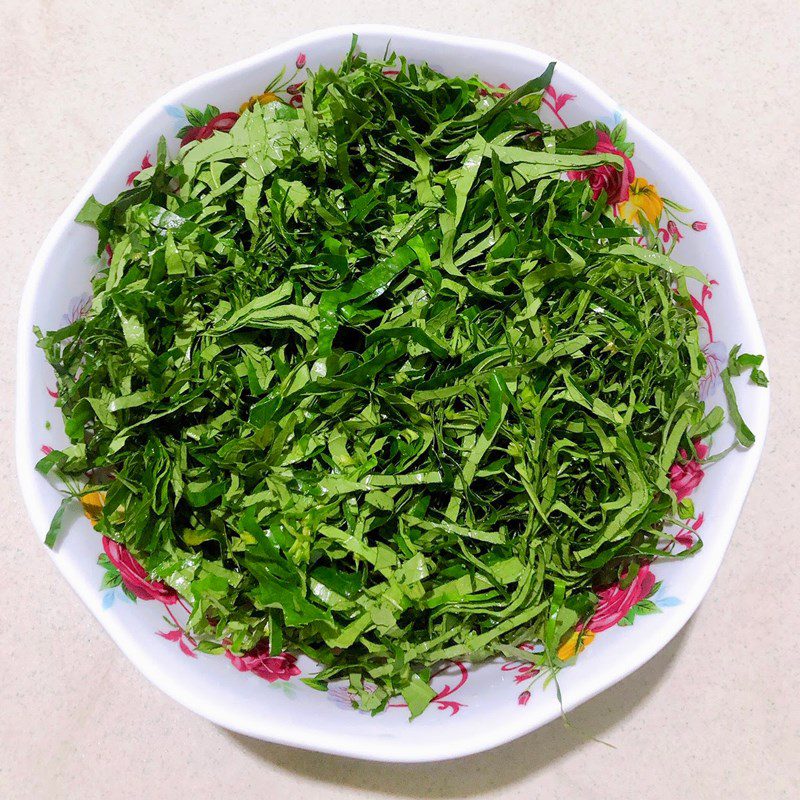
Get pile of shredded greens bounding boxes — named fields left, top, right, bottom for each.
left=36, top=41, right=765, bottom=716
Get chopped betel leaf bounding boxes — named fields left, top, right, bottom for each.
left=36, top=38, right=766, bottom=717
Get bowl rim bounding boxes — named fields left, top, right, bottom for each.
left=15, top=23, right=770, bottom=762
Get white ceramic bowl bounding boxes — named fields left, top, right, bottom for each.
left=16, top=25, right=769, bottom=762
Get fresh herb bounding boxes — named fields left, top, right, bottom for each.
left=720, top=345, right=767, bottom=448
left=36, top=41, right=766, bottom=716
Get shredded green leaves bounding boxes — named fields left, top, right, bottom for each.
left=36, top=42, right=766, bottom=716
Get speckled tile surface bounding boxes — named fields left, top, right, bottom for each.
left=1, top=2, right=798, bottom=797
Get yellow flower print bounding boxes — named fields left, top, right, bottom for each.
left=80, top=491, right=106, bottom=526
left=557, top=628, right=595, bottom=661
left=239, top=91, right=282, bottom=113
left=619, top=177, right=664, bottom=225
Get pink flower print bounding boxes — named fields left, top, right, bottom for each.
left=102, top=536, right=179, bottom=604
left=126, top=152, right=152, bottom=186
left=689, top=278, right=726, bottom=398
left=296, top=52, right=306, bottom=69
left=387, top=661, right=468, bottom=715
left=566, top=130, right=636, bottom=206
left=669, top=439, right=709, bottom=502
left=692, top=220, right=708, bottom=231
left=478, top=81, right=512, bottom=99
left=500, top=643, right=542, bottom=686
left=542, top=85, right=576, bottom=128
left=691, top=280, right=718, bottom=343
left=675, top=512, right=704, bottom=548
left=587, top=563, right=656, bottom=633
left=329, top=663, right=468, bottom=715
left=157, top=626, right=197, bottom=658
left=226, top=643, right=301, bottom=682
left=544, top=84, right=576, bottom=112
left=180, top=111, right=240, bottom=147
left=518, top=690, right=531, bottom=706
left=667, top=220, right=683, bottom=242
left=693, top=439, right=710, bottom=460
left=513, top=664, right=540, bottom=684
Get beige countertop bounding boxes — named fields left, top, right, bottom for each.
left=1, top=2, right=798, bottom=797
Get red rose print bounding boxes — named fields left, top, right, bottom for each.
left=226, top=642, right=301, bottom=682
left=180, top=111, right=240, bottom=147
left=566, top=130, right=636, bottom=206
left=102, top=536, right=179, bottom=604
left=669, top=439, right=710, bottom=502
left=587, top=563, right=656, bottom=633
